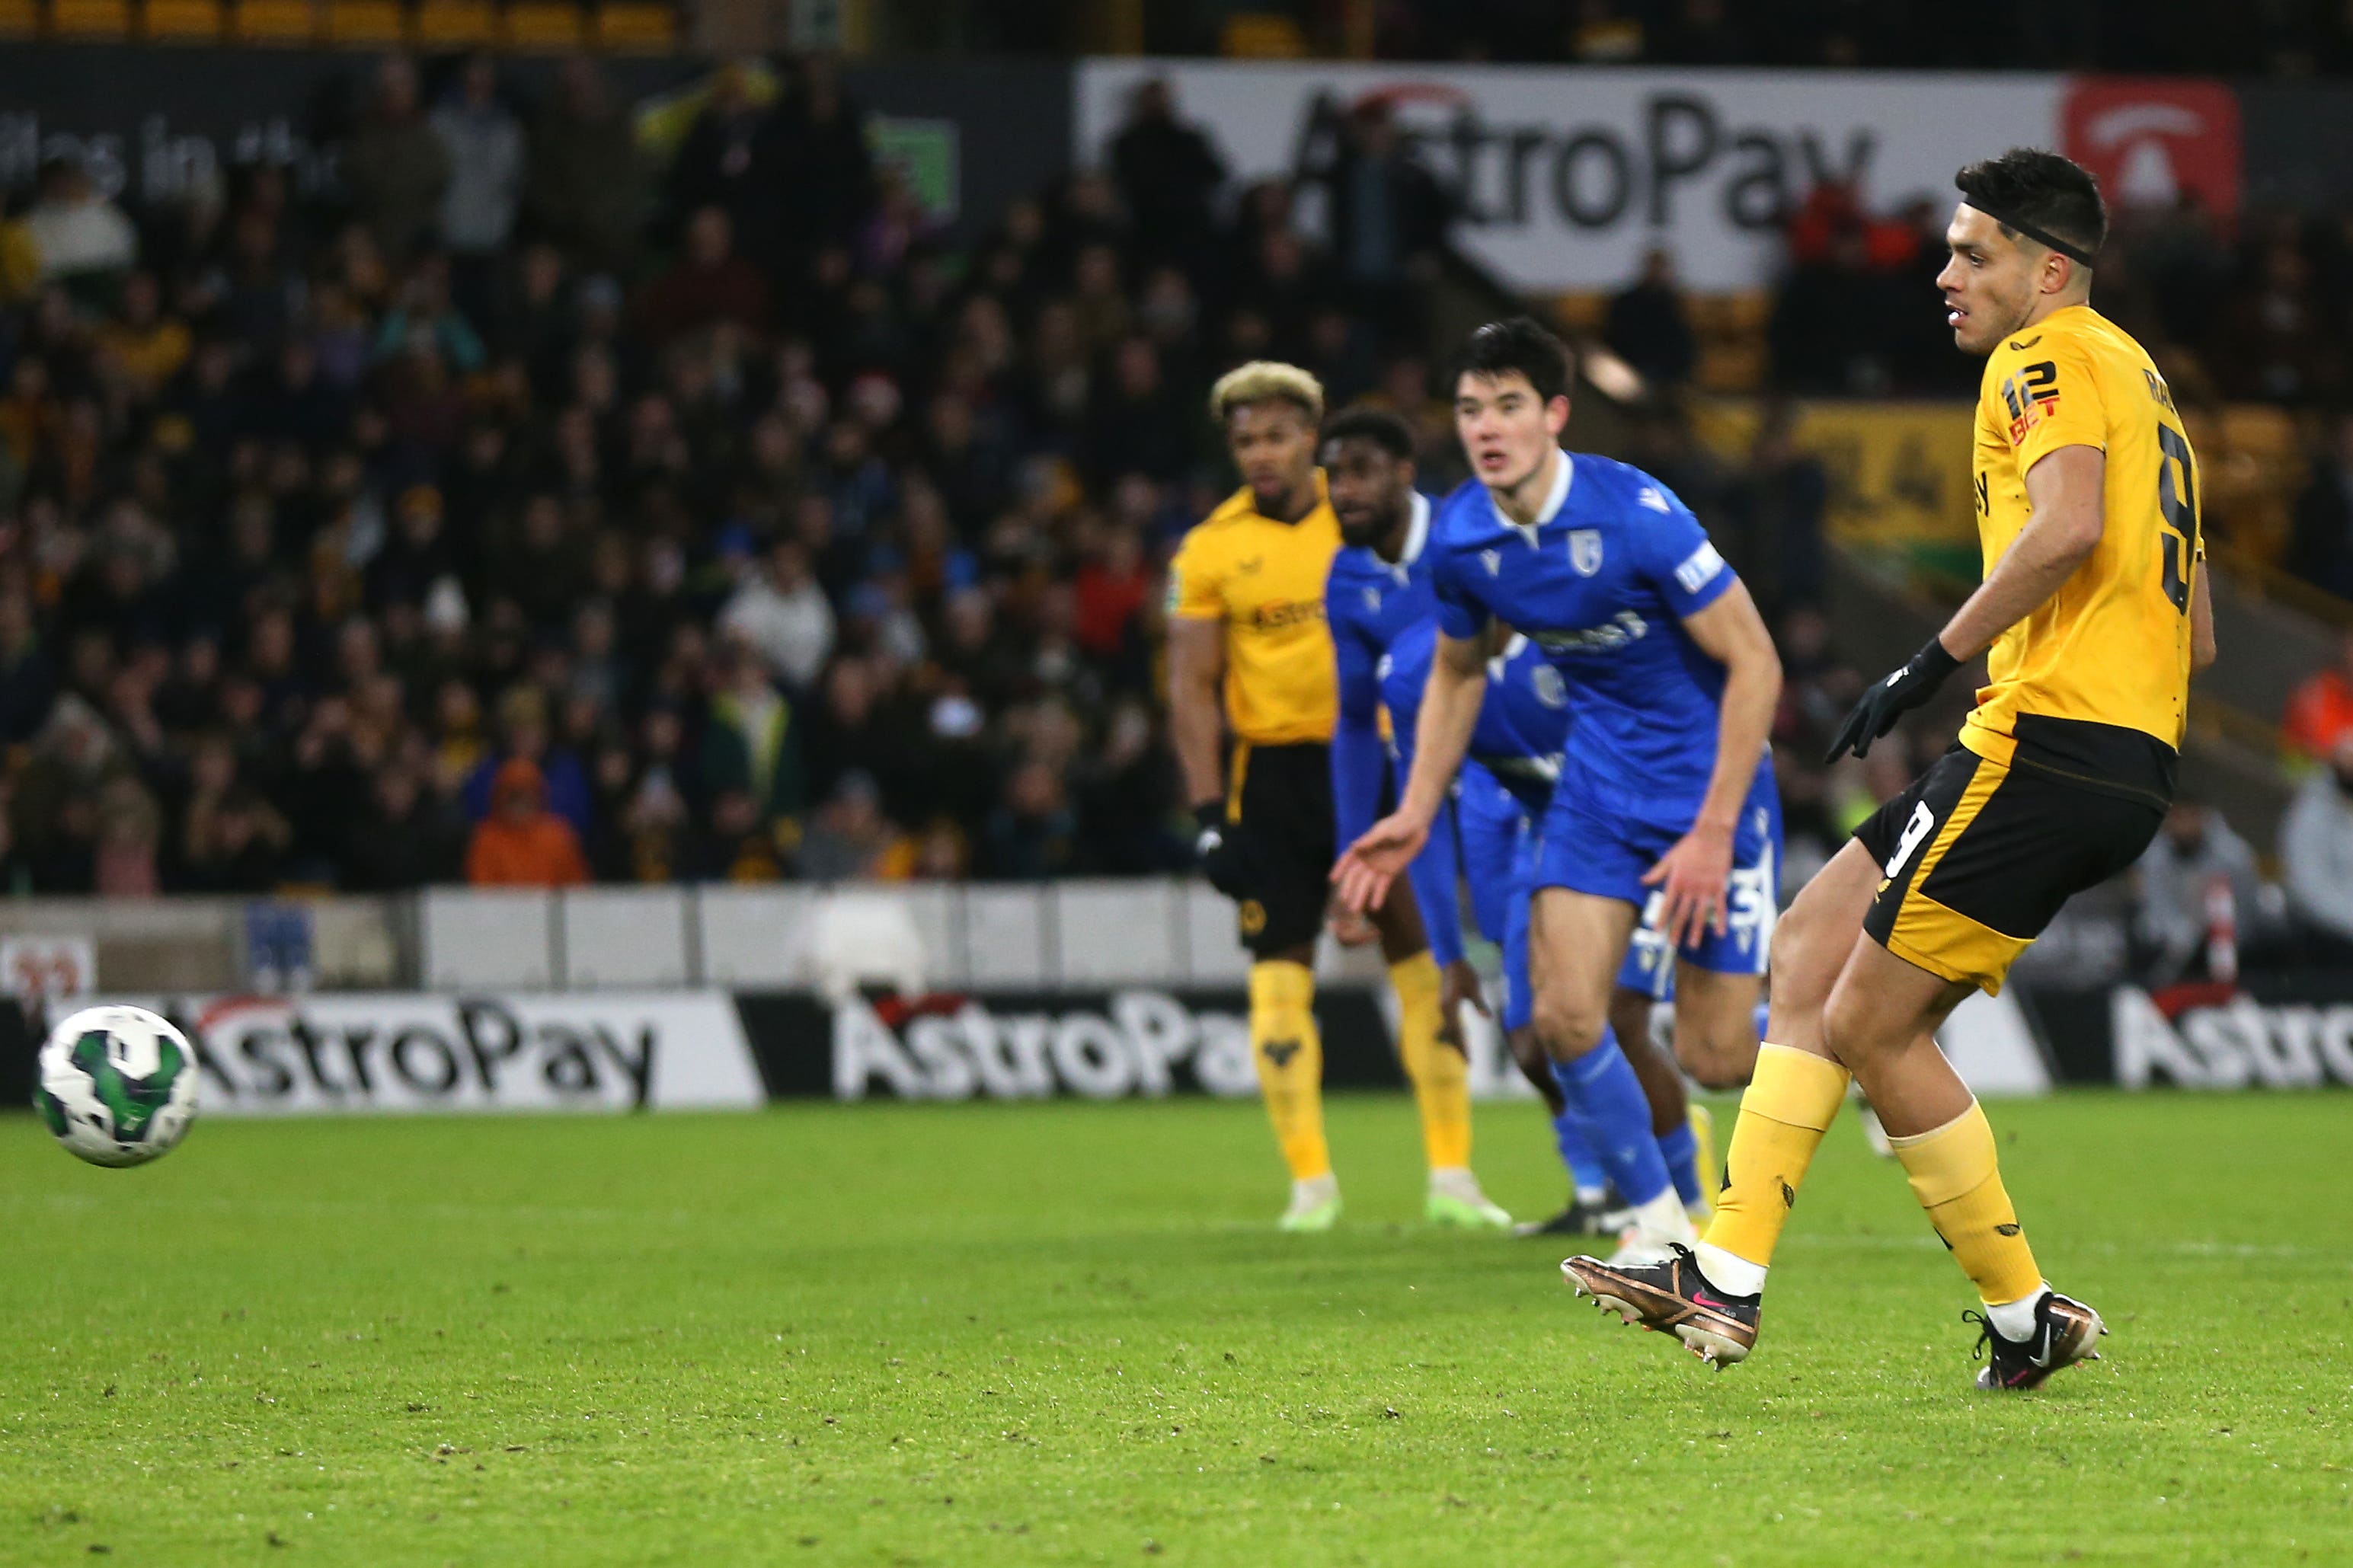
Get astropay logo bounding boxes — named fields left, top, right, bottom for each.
left=2060, top=78, right=2240, bottom=219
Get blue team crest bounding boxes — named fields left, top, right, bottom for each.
left=1531, top=663, right=1568, bottom=708
left=1568, top=529, right=1603, bottom=576
left=1362, top=586, right=1382, bottom=614
left=1481, top=549, right=1501, bottom=576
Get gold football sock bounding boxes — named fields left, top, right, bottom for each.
left=1389, top=953, right=1471, bottom=1170
left=1702, top=1043, right=1851, bottom=1273
left=1250, top=960, right=1329, bottom=1182
left=1890, top=1099, right=2044, bottom=1308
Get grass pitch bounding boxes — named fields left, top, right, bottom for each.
left=2, top=1091, right=2348, bottom=1566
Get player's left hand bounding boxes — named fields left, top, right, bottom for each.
left=1643, top=819, right=1734, bottom=950
left=1325, top=899, right=1378, bottom=947
left=1331, top=809, right=1431, bottom=917
left=1437, top=959, right=1488, bottom=1056
left=1825, top=636, right=1963, bottom=762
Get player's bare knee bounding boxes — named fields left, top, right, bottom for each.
left=1531, top=992, right=1606, bottom=1062
left=1677, top=1024, right=1756, bottom=1090
left=1819, top=982, right=1896, bottom=1074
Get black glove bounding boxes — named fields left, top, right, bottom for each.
left=1192, top=801, right=1248, bottom=898
left=1825, top=637, right=1963, bottom=763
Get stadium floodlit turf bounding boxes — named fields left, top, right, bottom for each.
left=2, top=1092, right=2348, bottom=1566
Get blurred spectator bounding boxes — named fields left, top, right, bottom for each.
left=343, top=56, right=452, bottom=265
left=465, top=756, right=588, bottom=886
left=718, top=538, right=835, bottom=692
left=1718, top=401, right=1827, bottom=619
left=21, top=155, right=136, bottom=292
left=699, top=637, right=805, bottom=845
left=344, top=764, right=465, bottom=890
left=1606, top=249, right=1697, bottom=388
left=795, top=768, right=910, bottom=881
left=661, top=59, right=771, bottom=250
left=2132, top=796, right=2279, bottom=983
left=1318, top=101, right=1451, bottom=337
left=431, top=55, right=525, bottom=322
left=978, top=758, right=1077, bottom=880
left=525, top=59, right=644, bottom=275
left=2281, top=737, right=2353, bottom=960
left=636, top=207, right=768, bottom=346
left=2287, top=411, right=2353, bottom=603
left=763, top=53, right=876, bottom=258
left=2282, top=631, right=2353, bottom=763
left=1108, top=79, right=1226, bottom=278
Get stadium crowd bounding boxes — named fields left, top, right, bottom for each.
left=0, top=53, right=2342, bottom=943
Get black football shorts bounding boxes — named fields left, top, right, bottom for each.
left=1853, top=743, right=2163, bottom=995
left=1223, top=740, right=1337, bottom=959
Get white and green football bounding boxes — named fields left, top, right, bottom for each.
left=34, top=1004, right=199, bottom=1167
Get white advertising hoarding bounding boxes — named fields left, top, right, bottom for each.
left=96, top=992, right=764, bottom=1116
left=1075, top=60, right=2065, bottom=290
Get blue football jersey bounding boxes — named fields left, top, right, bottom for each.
left=1325, top=491, right=1437, bottom=849
left=1380, top=619, right=1566, bottom=817
left=1429, top=453, right=1737, bottom=809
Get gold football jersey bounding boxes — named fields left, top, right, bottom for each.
left=1168, top=479, right=1341, bottom=746
left=1964, top=304, right=2200, bottom=803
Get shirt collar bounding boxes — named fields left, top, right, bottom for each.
left=1399, top=491, right=1431, bottom=568
left=1488, top=450, right=1575, bottom=539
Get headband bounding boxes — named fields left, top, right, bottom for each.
left=1962, top=200, right=2096, bottom=268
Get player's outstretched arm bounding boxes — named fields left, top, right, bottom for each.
left=1645, top=577, right=1782, bottom=948
left=1827, top=443, right=2106, bottom=762
left=1332, top=628, right=1488, bottom=915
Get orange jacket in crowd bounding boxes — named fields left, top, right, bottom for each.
left=465, top=758, right=589, bottom=888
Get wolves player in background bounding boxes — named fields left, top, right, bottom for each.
left=1166, top=363, right=1501, bottom=1233
left=1564, top=150, right=2217, bottom=1389
left=1376, top=617, right=1757, bottom=1236
left=1335, top=318, right=1782, bottom=1262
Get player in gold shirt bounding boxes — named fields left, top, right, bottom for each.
left=1565, top=149, right=2217, bottom=1389
left=1166, top=362, right=1506, bottom=1233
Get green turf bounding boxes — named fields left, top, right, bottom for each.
left=2, top=1091, right=2348, bottom=1566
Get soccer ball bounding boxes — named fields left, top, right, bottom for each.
left=34, top=1004, right=200, bottom=1167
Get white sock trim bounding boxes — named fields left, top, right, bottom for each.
left=1984, top=1283, right=2049, bottom=1342
left=1692, top=1241, right=1768, bottom=1298
left=1630, top=1187, right=1696, bottom=1247
left=1884, top=1097, right=1982, bottom=1151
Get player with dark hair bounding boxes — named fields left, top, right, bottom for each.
left=1562, top=148, right=2218, bottom=1389
left=1335, top=317, right=1784, bottom=1263
left=1166, top=366, right=1500, bottom=1232
left=1319, top=401, right=1511, bottom=1228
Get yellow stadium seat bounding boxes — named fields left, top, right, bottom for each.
left=2220, top=403, right=2300, bottom=461
left=1552, top=291, right=1609, bottom=335
left=1696, top=341, right=1766, bottom=394
left=232, top=0, right=313, bottom=39
left=498, top=0, right=581, bottom=47
left=0, top=0, right=36, bottom=34
left=1220, top=12, right=1306, bottom=56
left=414, top=0, right=488, bottom=42
left=49, top=0, right=130, bottom=34
left=141, top=0, right=222, bottom=37
left=322, top=0, right=402, bottom=41
left=590, top=0, right=669, bottom=49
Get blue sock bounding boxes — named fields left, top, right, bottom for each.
left=1549, top=1029, right=1672, bottom=1208
left=1552, top=1110, right=1609, bottom=1199
left=1656, top=1119, right=1702, bottom=1206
